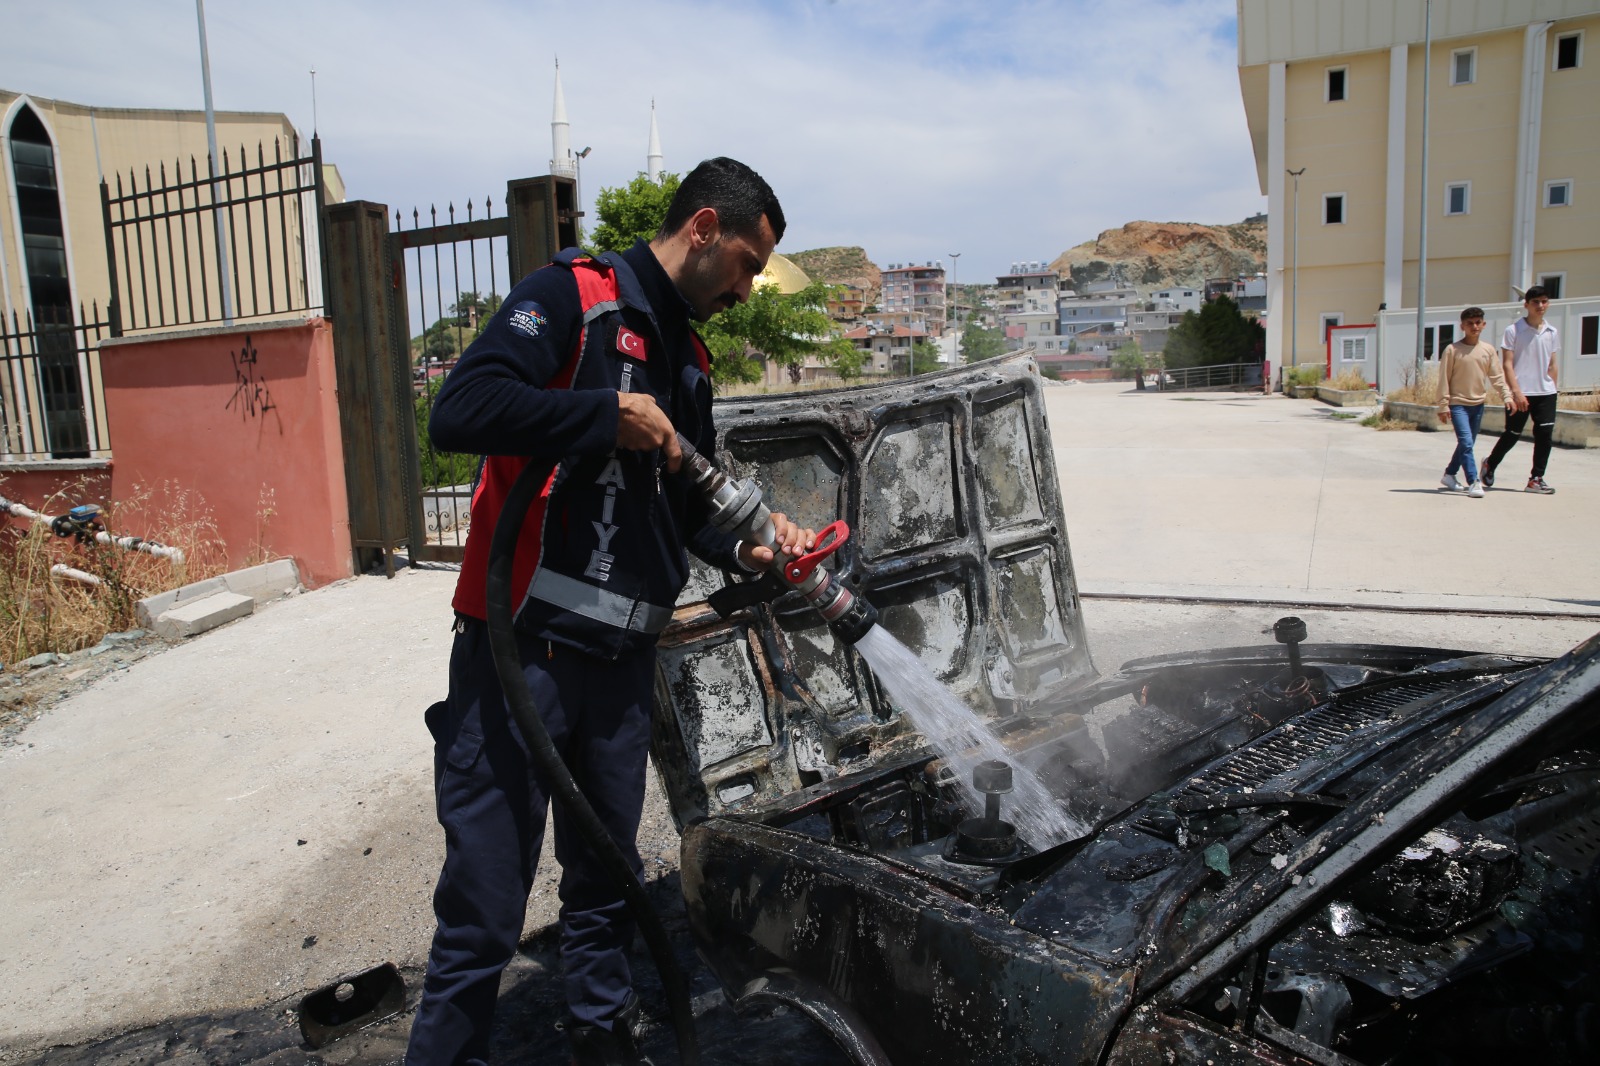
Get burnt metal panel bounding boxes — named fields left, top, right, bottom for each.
left=653, top=355, right=1094, bottom=828
left=681, top=818, right=1136, bottom=1066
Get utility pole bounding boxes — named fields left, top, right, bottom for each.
left=1414, top=0, right=1434, bottom=380
left=948, top=251, right=960, bottom=361
left=1287, top=167, right=1305, bottom=380
left=195, top=0, right=234, bottom=323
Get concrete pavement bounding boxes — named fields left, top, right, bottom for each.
left=1047, top=382, right=1599, bottom=614
left=1, top=380, right=1597, bottom=1059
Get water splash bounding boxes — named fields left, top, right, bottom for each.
left=852, top=625, right=1087, bottom=850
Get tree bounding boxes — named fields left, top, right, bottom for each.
left=1110, top=339, right=1146, bottom=379
left=908, top=340, right=943, bottom=375
left=960, top=320, right=1005, bottom=363
left=699, top=280, right=863, bottom=383
left=1163, top=296, right=1265, bottom=369
left=591, top=173, right=681, bottom=253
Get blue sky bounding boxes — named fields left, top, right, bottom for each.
left=1, top=0, right=1264, bottom=283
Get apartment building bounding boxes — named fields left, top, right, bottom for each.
left=880, top=262, right=946, bottom=336
left=1237, top=0, right=1600, bottom=371
left=995, top=263, right=1059, bottom=315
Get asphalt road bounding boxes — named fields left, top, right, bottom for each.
left=2, top=382, right=1596, bottom=1064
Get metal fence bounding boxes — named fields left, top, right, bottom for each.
left=392, top=197, right=509, bottom=554
left=1160, top=361, right=1265, bottom=391
left=100, top=134, right=327, bottom=335
left=0, top=304, right=112, bottom=460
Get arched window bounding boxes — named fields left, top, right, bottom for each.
left=7, top=104, right=87, bottom=456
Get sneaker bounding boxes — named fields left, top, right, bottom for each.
left=1439, top=473, right=1464, bottom=492
left=1525, top=477, right=1555, bottom=494
left=1482, top=463, right=1496, bottom=489
left=1467, top=481, right=1485, bottom=498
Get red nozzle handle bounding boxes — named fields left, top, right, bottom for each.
left=783, top=520, right=849, bottom=584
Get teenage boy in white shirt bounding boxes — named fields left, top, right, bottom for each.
left=1481, top=286, right=1560, bottom=494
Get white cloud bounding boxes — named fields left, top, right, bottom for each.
left=1, top=0, right=1264, bottom=281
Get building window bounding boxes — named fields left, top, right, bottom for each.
left=1423, top=323, right=1455, bottom=361
left=1323, top=193, right=1346, bottom=225
left=1580, top=314, right=1599, bottom=356
left=1326, top=66, right=1348, bottom=101
left=1451, top=48, right=1476, bottom=85
left=1545, top=180, right=1572, bottom=208
left=1445, top=181, right=1471, bottom=216
left=1340, top=336, right=1367, bottom=362
left=1555, top=31, right=1582, bottom=70
left=1320, top=314, right=1343, bottom=343
left=1538, top=273, right=1564, bottom=300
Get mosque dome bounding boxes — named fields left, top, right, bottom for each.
left=754, top=252, right=811, bottom=295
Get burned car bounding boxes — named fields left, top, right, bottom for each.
left=650, top=355, right=1600, bottom=1065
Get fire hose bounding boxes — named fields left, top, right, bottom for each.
left=482, top=434, right=876, bottom=1064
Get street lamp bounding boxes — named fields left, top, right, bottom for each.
left=575, top=146, right=592, bottom=242
left=1287, top=167, right=1305, bottom=383
left=948, top=251, right=961, bottom=362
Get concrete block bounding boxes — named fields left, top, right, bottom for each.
left=136, top=559, right=301, bottom=628
left=221, top=559, right=301, bottom=602
left=153, top=591, right=255, bottom=640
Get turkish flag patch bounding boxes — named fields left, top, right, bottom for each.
left=615, top=325, right=649, bottom=361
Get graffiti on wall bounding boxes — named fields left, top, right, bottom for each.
left=225, top=335, right=282, bottom=430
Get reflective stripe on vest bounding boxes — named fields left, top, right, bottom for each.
left=526, top=569, right=674, bottom=635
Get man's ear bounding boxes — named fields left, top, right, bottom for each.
left=688, top=206, right=721, bottom=251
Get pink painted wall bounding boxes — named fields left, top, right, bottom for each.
left=98, top=318, right=353, bottom=587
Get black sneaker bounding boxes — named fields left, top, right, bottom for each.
left=1481, top=463, right=1496, bottom=489
left=1526, top=477, right=1555, bottom=494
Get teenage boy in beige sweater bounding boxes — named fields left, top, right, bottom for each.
left=1436, top=306, right=1512, bottom=498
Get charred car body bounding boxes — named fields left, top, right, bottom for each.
left=650, top=356, right=1600, bottom=1065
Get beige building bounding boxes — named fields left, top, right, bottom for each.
left=1237, top=1, right=1600, bottom=377
left=1, top=89, right=336, bottom=458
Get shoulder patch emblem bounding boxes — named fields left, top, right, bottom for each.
left=508, top=301, right=548, bottom=340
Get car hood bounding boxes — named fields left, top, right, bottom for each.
left=651, top=355, right=1094, bottom=827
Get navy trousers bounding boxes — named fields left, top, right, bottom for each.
left=405, top=618, right=656, bottom=1066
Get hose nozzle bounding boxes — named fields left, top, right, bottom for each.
left=676, top=434, right=878, bottom=645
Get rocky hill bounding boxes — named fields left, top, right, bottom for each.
left=1049, top=216, right=1266, bottom=292
left=786, top=246, right=881, bottom=302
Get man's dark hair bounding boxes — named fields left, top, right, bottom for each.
left=659, top=157, right=785, bottom=243
left=1523, top=285, right=1548, bottom=303
left=1460, top=306, right=1485, bottom=321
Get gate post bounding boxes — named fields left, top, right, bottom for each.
left=322, top=200, right=415, bottom=576
left=505, top=175, right=579, bottom=282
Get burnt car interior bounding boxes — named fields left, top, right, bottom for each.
left=651, top=357, right=1600, bottom=1065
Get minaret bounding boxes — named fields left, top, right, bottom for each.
left=647, top=100, right=664, bottom=183
left=551, top=59, right=575, bottom=177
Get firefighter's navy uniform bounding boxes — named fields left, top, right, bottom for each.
left=405, top=240, right=739, bottom=1066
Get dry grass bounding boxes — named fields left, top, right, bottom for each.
left=1560, top=389, right=1600, bottom=413
left=1386, top=366, right=1440, bottom=404
left=1374, top=417, right=1420, bottom=431
left=1327, top=367, right=1374, bottom=391
left=0, top=482, right=229, bottom=662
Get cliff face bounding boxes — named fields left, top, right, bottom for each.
left=785, top=246, right=882, bottom=303
left=1049, top=217, right=1266, bottom=292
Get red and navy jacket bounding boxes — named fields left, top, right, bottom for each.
left=430, top=242, right=738, bottom=659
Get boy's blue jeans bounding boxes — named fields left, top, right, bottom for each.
left=1445, top=403, right=1485, bottom=484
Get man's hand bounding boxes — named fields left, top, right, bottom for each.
left=738, top=512, right=816, bottom=571
left=1437, top=410, right=1449, bottom=424
left=1512, top=390, right=1529, bottom=413
left=616, top=392, right=682, bottom=471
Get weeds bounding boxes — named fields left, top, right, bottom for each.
left=1560, top=389, right=1600, bottom=413
left=1284, top=364, right=1324, bottom=387
left=1386, top=366, right=1440, bottom=404
left=0, top=482, right=228, bottom=662
left=1373, top=417, right=1419, bottom=431
left=1327, top=367, right=1374, bottom=391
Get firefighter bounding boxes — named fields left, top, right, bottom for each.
left=407, top=158, right=812, bottom=1066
